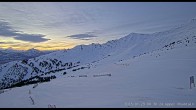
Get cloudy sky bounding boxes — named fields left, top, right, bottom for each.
left=0, top=2, right=196, bottom=50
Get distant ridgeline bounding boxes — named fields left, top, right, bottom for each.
left=0, top=49, right=54, bottom=65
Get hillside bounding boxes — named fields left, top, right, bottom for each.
left=0, top=19, right=196, bottom=107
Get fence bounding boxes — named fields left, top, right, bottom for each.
left=93, top=73, right=111, bottom=77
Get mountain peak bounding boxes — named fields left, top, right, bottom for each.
left=27, top=48, right=40, bottom=52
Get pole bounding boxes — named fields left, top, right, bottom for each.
left=190, top=77, right=192, bottom=89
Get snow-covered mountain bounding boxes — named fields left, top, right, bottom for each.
left=0, top=19, right=196, bottom=108
left=0, top=48, right=55, bottom=65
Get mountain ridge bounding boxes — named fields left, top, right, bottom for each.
left=0, top=19, right=196, bottom=90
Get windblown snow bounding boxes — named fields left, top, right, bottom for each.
left=0, top=19, right=196, bottom=108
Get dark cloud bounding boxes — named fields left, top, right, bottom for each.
left=0, top=42, right=6, bottom=44
left=0, top=21, right=19, bottom=37
left=15, top=33, right=50, bottom=43
left=66, top=33, right=97, bottom=40
left=0, top=42, right=18, bottom=44
left=0, top=20, right=50, bottom=43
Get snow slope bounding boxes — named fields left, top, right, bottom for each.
left=0, top=43, right=196, bottom=108
left=0, top=19, right=196, bottom=108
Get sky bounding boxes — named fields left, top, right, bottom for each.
left=0, top=2, right=196, bottom=50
